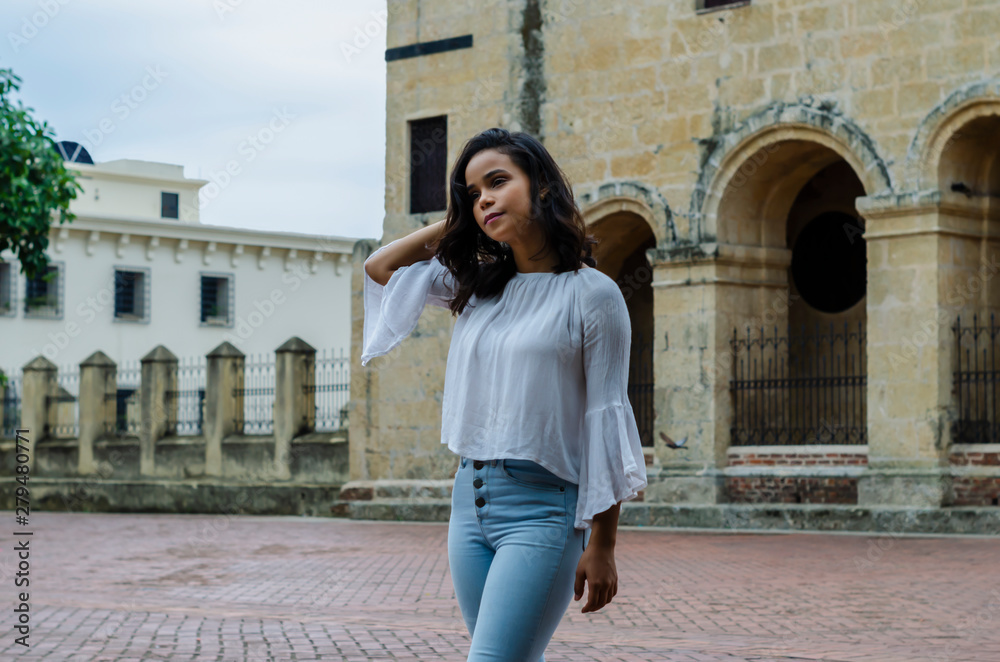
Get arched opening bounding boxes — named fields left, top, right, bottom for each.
left=935, top=110, right=1000, bottom=444
left=937, top=114, right=1000, bottom=198
left=712, top=138, right=869, bottom=446
left=588, top=210, right=656, bottom=447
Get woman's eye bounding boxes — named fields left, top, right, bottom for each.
left=471, top=178, right=504, bottom=200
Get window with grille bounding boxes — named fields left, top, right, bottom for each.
left=162, top=191, right=179, bottom=219
left=200, top=273, right=234, bottom=326
left=409, top=116, right=447, bottom=214
left=24, top=262, right=62, bottom=319
left=697, top=0, right=750, bottom=12
left=113, top=268, right=150, bottom=322
left=0, top=262, right=13, bottom=316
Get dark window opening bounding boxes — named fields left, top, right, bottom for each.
left=200, top=275, right=231, bottom=325
left=114, top=270, right=146, bottom=320
left=162, top=191, right=179, bottom=219
left=409, top=116, right=447, bottom=214
left=24, top=265, right=60, bottom=317
left=790, top=212, right=867, bottom=314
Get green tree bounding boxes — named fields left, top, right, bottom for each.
left=0, top=67, right=83, bottom=282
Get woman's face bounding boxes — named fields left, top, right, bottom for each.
left=464, top=148, right=537, bottom=247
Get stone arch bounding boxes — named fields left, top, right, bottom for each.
left=691, top=101, right=893, bottom=245
left=579, top=180, right=675, bottom=243
left=907, top=82, right=1000, bottom=191
left=905, top=81, right=1000, bottom=193
left=680, top=104, right=877, bottom=455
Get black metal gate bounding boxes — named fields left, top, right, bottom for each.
left=953, top=313, right=1000, bottom=443
left=627, top=332, right=654, bottom=447
left=730, top=322, right=867, bottom=446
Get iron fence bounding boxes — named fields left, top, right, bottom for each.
left=6, top=348, right=349, bottom=440
left=166, top=356, right=206, bottom=436
left=234, top=353, right=275, bottom=435
left=953, top=312, right=1000, bottom=443
left=312, top=347, right=350, bottom=432
left=730, top=321, right=867, bottom=446
left=626, top=333, right=653, bottom=447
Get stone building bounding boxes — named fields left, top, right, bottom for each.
left=346, top=0, right=1000, bottom=530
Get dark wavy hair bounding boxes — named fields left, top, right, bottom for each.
left=431, top=127, right=597, bottom=316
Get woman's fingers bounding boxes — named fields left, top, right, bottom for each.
left=582, top=582, right=611, bottom=612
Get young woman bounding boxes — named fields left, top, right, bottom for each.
left=361, top=127, right=647, bottom=661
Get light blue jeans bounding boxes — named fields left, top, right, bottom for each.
left=448, top=455, right=591, bottom=662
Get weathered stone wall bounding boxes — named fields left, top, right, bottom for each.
left=352, top=0, right=1000, bottom=514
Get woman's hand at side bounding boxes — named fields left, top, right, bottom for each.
left=575, top=500, right=621, bottom=613
left=574, top=542, right=618, bottom=613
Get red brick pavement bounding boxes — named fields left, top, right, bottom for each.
left=1, top=512, right=998, bottom=661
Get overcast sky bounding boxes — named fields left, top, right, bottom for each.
left=1, top=0, right=388, bottom=241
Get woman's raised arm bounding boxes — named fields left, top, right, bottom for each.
left=364, top=219, right=447, bottom=286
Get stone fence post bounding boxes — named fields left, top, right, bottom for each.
left=21, top=356, right=58, bottom=469
left=274, top=337, right=316, bottom=480
left=140, top=346, right=178, bottom=476
left=204, top=342, right=244, bottom=477
left=78, top=351, right=117, bottom=475
left=0, top=369, right=6, bottom=437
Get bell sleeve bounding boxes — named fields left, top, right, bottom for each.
left=574, top=280, right=649, bottom=531
left=361, top=240, right=457, bottom=367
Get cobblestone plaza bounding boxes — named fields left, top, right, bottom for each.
left=1, top=512, right=998, bottom=661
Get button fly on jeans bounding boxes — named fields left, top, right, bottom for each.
left=475, top=497, right=486, bottom=507
left=473, top=461, right=484, bottom=469
left=473, top=478, right=483, bottom=488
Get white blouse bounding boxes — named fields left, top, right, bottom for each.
left=361, top=239, right=648, bottom=531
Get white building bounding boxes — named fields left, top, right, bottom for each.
left=0, top=142, right=356, bottom=372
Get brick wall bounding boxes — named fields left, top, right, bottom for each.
left=726, top=450, right=866, bottom=504
left=726, top=476, right=858, bottom=504
left=950, top=451, right=1000, bottom=467
left=950, top=449, right=1000, bottom=506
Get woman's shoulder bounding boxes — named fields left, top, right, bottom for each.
left=575, top=264, right=614, bottom=287
left=575, top=266, right=625, bottom=309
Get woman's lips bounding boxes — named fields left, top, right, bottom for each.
left=486, top=213, right=504, bottom=225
